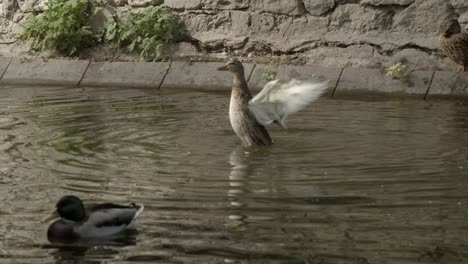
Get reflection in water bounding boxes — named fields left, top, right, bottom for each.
left=0, top=86, right=467, bottom=263
left=227, top=147, right=249, bottom=226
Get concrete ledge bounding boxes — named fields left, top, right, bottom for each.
left=0, top=57, right=12, bottom=79
left=249, top=64, right=341, bottom=96
left=161, top=61, right=254, bottom=90
left=335, top=68, right=432, bottom=98
left=0, top=56, right=467, bottom=101
left=0, top=58, right=89, bottom=86
left=81, top=61, right=170, bottom=88
left=427, top=71, right=468, bottom=99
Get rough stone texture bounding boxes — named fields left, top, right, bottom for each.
left=128, top=0, right=162, bottom=7
left=304, top=0, right=335, bottom=16
left=1, top=0, right=19, bottom=19
left=0, top=58, right=89, bottom=86
left=81, top=61, right=170, bottom=88
left=392, top=0, right=456, bottom=33
left=360, top=0, right=414, bottom=6
left=251, top=0, right=304, bottom=16
left=334, top=67, right=432, bottom=98
left=330, top=4, right=394, bottom=32
left=164, top=0, right=249, bottom=10
left=1, top=0, right=468, bottom=71
left=428, top=71, right=468, bottom=98
left=162, top=61, right=254, bottom=90
left=19, top=0, right=47, bottom=12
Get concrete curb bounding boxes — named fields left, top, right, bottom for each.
left=0, top=56, right=467, bottom=100
left=0, top=58, right=89, bottom=86
left=161, top=61, right=255, bottom=90
left=427, top=71, right=468, bottom=99
left=81, top=61, right=170, bottom=88
left=335, top=68, right=432, bottom=99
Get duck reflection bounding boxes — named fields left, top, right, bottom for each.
left=46, top=231, right=137, bottom=264
left=227, top=147, right=251, bottom=227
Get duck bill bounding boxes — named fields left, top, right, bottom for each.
left=41, top=209, right=60, bottom=223
left=217, top=65, right=228, bottom=71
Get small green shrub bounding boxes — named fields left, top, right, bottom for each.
left=106, top=6, right=184, bottom=61
left=262, top=69, right=277, bottom=82
left=386, top=63, right=409, bottom=83
left=19, top=0, right=94, bottom=55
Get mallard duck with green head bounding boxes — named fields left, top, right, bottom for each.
left=217, top=59, right=328, bottom=147
left=439, top=19, right=468, bottom=72
left=42, top=195, right=144, bottom=242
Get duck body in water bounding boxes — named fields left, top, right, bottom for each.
left=42, top=195, right=144, bottom=243
left=218, top=59, right=328, bottom=147
left=439, top=19, right=468, bottom=72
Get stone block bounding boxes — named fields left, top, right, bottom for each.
left=392, top=0, right=456, bottom=33
left=128, top=0, right=163, bottom=7
left=161, top=61, right=254, bottom=91
left=330, top=4, right=393, bottom=31
left=164, top=0, right=248, bottom=10
left=0, top=57, right=12, bottom=80
left=360, top=0, right=414, bottom=6
left=0, top=58, right=89, bottom=86
left=81, top=61, right=170, bottom=88
left=427, top=71, right=468, bottom=98
left=164, top=0, right=202, bottom=9
left=251, top=0, right=304, bottom=16
left=334, top=67, right=431, bottom=98
left=19, top=0, right=48, bottom=12
left=249, top=64, right=341, bottom=96
left=304, top=0, right=336, bottom=16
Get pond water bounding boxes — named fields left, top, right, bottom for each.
left=0, top=85, right=467, bottom=264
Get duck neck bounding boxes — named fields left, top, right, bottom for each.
left=232, top=72, right=252, bottom=101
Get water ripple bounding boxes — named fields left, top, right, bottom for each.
left=0, top=85, right=467, bottom=263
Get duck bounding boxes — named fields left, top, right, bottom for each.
left=439, top=19, right=468, bottom=72
left=217, top=59, right=328, bottom=147
left=42, top=195, right=144, bottom=242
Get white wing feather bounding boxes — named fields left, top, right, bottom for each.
left=248, top=79, right=328, bottom=127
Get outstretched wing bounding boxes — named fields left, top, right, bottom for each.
left=248, top=79, right=328, bottom=127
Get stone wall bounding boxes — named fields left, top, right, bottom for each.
left=1, top=0, right=468, bottom=71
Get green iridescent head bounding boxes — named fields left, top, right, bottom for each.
left=42, top=195, right=86, bottom=223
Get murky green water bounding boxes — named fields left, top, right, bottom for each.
left=0, top=85, right=467, bottom=264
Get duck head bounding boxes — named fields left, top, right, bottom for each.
left=217, top=59, right=245, bottom=76
left=42, top=195, right=86, bottom=223
left=443, top=19, right=462, bottom=37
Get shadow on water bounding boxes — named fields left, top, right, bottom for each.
left=42, top=230, right=138, bottom=264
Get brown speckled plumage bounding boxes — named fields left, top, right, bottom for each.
left=439, top=19, right=468, bottom=72
left=218, top=60, right=272, bottom=147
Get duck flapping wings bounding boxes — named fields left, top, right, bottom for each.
left=248, top=79, right=329, bottom=128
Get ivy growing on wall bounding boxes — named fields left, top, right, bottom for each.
left=20, top=0, right=94, bottom=55
left=106, top=6, right=185, bottom=61
left=20, top=1, right=185, bottom=60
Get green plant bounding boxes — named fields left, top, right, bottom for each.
left=386, top=63, right=409, bottom=83
left=106, top=6, right=184, bottom=61
left=19, top=0, right=94, bottom=55
left=262, top=69, right=277, bottom=82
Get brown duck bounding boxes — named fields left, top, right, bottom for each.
left=439, top=19, right=468, bottom=72
left=217, top=59, right=328, bottom=147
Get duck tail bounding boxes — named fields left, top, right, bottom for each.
left=134, top=204, right=144, bottom=220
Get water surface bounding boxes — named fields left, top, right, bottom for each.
left=0, top=85, right=467, bottom=264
